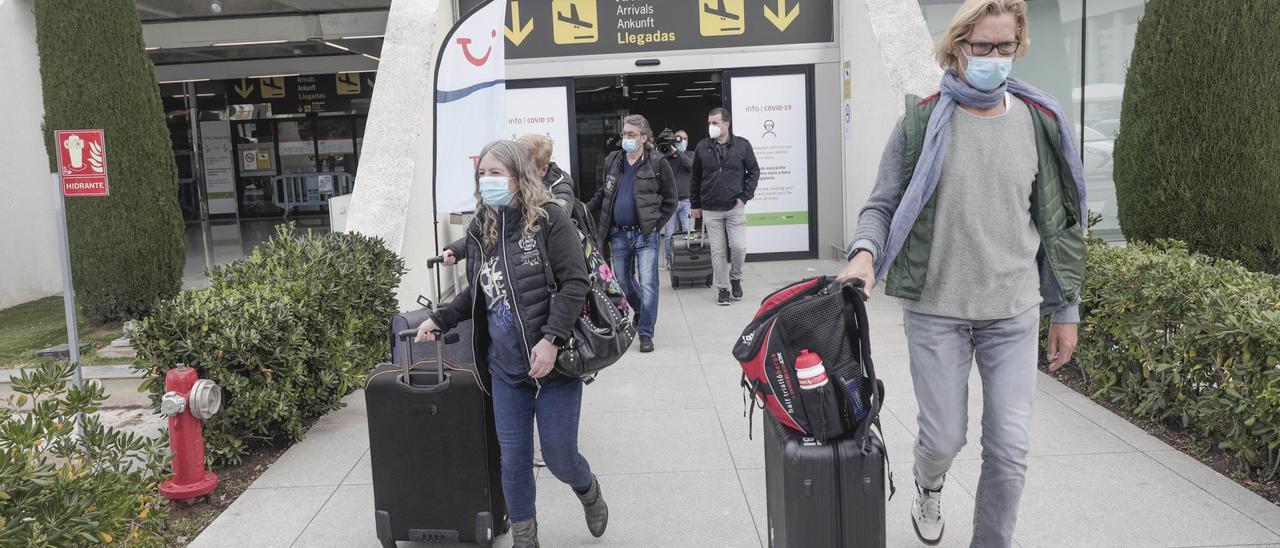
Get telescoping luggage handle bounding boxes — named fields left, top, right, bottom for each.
left=394, top=255, right=460, bottom=384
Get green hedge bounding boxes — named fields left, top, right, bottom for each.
left=1, top=362, right=169, bottom=546
left=134, top=226, right=405, bottom=466
left=1112, top=0, right=1280, bottom=273
left=1067, top=238, right=1280, bottom=471
left=35, top=0, right=186, bottom=324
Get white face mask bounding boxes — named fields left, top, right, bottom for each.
left=708, top=124, right=723, bottom=139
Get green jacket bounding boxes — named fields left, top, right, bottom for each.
left=884, top=93, right=1086, bottom=317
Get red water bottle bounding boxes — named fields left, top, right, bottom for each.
left=795, top=349, right=845, bottom=440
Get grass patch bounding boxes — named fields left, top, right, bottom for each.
left=0, top=296, right=134, bottom=369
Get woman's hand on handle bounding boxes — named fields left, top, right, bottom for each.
left=441, top=249, right=457, bottom=267
left=836, top=251, right=876, bottom=299
left=529, top=339, right=559, bottom=379
left=415, top=318, right=441, bottom=343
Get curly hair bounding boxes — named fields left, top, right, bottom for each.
left=473, top=140, right=552, bottom=252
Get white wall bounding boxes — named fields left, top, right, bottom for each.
left=0, top=0, right=63, bottom=309
left=839, top=0, right=941, bottom=250
left=345, top=0, right=454, bottom=311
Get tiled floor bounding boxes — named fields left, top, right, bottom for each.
left=190, top=260, right=1280, bottom=548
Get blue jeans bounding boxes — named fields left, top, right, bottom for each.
left=491, top=376, right=593, bottom=523
left=610, top=228, right=660, bottom=338
left=662, top=198, right=694, bottom=263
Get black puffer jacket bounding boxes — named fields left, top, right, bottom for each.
left=586, top=150, right=677, bottom=246
left=431, top=202, right=589, bottom=384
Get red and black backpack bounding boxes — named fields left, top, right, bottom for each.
left=733, top=277, right=885, bottom=443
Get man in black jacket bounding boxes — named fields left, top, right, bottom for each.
left=690, top=107, right=759, bottom=306
left=587, top=114, right=676, bottom=353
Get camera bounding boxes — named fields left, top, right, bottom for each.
left=655, top=128, right=677, bottom=156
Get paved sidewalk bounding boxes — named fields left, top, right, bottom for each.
left=191, top=260, right=1280, bottom=548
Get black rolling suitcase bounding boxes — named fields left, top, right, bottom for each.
left=670, top=223, right=713, bottom=289
left=366, top=257, right=507, bottom=547
left=764, top=412, right=890, bottom=548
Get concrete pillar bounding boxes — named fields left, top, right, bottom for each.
left=0, top=0, right=63, bottom=309
left=345, top=0, right=455, bottom=310
left=839, top=0, right=941, bottom=247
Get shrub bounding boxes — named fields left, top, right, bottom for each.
left=0, top=361, right=169, bottom=546
left=1112, top=0, right=1280, bottom=273
left=1062, top=238, right=1280, bottom=474
left=134, top=226, right=405, bottom=466
left=34, top=0, right=186, bottom=323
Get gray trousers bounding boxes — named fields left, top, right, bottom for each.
left=904, top=305, right=1039, bottom=548
left=702, top=204, right=746, bottom=290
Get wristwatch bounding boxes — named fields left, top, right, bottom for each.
left=543, top=333, right=560, bottom=345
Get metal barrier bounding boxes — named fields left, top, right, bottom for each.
left=271, top=172, right=354, bottom=219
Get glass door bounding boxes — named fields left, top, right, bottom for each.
left=232, top=120, right=279, bottom=217
left=314, top=117, right=357, bottom=175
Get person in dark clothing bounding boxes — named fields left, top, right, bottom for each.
left=442, top=134, right=591, bottom=265
left=586, top=114, right=677, bottom=353
left=690, top=107, right=759, bottom=306
left=661, top=129, right=695, bottom=268
left=417, top=140, right=608, bottom=548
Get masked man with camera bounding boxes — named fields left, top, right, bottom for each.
left=658, top=129, right=695, bottom=269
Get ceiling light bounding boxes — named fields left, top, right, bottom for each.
left=212, top=39, right=288, bottom=47
left=322, top=41, right=351, bottom=52
left=676, top=95, right=702, bottom=99
left=342, top=34, right=385, bottom=40
left=145, top=46, right=161, bottom=51
left=158, top=78, right=211, bottom=84
left=633, top=83, right=669, bottom=87
left=361, top=53, right=380, bottom=62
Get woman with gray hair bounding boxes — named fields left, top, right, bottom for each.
left=419, top=140, right=608, bottom=547
left=837, top=0, right=1087, bottom=545
left=587, top=114, right=677, bottom=353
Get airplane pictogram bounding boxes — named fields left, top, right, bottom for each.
left=552, top=0, right=598, bottom=44
left=699, top=0, right=745, bottom=36
left=704, top=0, right=740, bottom=20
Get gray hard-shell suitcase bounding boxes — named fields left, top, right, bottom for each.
left=670, top=224, right=713, bottom=289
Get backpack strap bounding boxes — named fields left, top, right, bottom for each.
left=840, top=282, right=895, bottom=500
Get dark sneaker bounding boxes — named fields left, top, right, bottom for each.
left=718, top=289, right=732, bottom=306
left=639, top=336, right=654, bottom=353
left=730, top=279, right=744, bottom=300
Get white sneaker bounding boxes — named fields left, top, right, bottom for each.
left=911, top=485, right=944, bottom=545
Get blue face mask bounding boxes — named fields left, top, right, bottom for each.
left=478, top=176, right=513, bottom=208
left=962, top=51, right=1013, bottom=92
left=676, top=140, right=688, bottom=152
left=621, top=138, right=640, bottom=153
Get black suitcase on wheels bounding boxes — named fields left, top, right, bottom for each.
left=670, top=226, right=713, bottom=289
left=367, top=258, right=507, bottom=547
left=764, top=412, right=890, bottom=548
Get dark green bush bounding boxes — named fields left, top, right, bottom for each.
left=134, top=226, right=405, bottom=466
left=35, top=0, right=186, bottom=324
left=1112, top=0, right=1280, bottom=273
left=1, top=362, right=169, bottom=546
left=1063, top=238, right=1280, bottom=473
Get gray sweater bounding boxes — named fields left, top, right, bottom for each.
left=849, top=103, right=1080, bottom=324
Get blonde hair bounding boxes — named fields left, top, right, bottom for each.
left=516, top=133, right=554, bottom=168
left=473, top=140, right=552, bottom=251
left=934, top=0, right=1031, bottom=73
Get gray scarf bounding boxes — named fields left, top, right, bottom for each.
left=874, top=71, right=1088, bottom=282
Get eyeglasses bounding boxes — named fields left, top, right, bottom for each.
left=619, top=131, right=642, bottom=139
left=961, top=39, right=1021, bottom=56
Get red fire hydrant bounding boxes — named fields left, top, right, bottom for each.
left=158, top=364, right=222, bottom=500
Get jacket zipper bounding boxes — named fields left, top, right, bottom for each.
left=466, top=229, right=491, bottom=397
left=499, top=214, right=538, bottom=392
